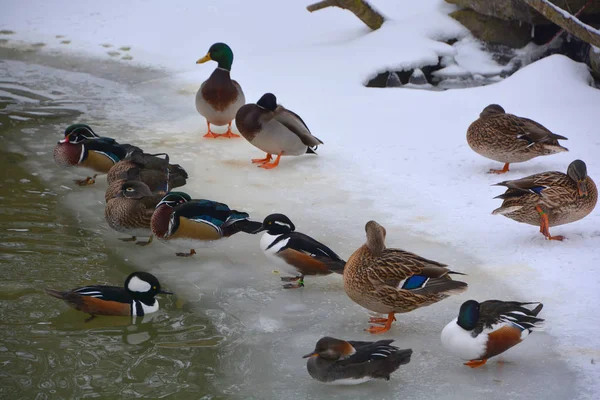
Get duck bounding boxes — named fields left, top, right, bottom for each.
left=492, top=159, right=597, bottom=240
left=45, top=271, right=173, bottom=322
left=151, top=192, right=262, bottom=256
left=106, top=150, right=188, bottom=195
left=235, top=93, right=323, bottom=169
left=105, top=181, right=163, bottom=246
left=467, top=104, right=568, bottom=174
left=344, top=221, right=468, bottom=334
left=196, top=42, right=245, bottom=138
left=254, top=214, right=345, bottom=288
left=303, top=337, right=412, bottom=384
left=53, top=123, right=141, bottom=185
left=441, top=300, right=544, bottom=368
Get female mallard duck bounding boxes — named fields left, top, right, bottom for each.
left=107, top=151, right=188, bottom=195
left=150, top=192, right=262, bottom=256
left=196, top=42, right=245, bottom=138
left=492, top=159, right=597, bottom=240
left=344, top=221, right=468, bottom=334
left=467, top=104, right=568, bottom=174
left=441, top=300, right=544, bottom=368
left=53, top=124, right=141, bottom=185
left=105, top=181, right=163, bottom=246
left=253, top=214, right=346, bottom=289
left=235, top=93, right=323, bottom=169
left=303, top=337, right=412, bottom=384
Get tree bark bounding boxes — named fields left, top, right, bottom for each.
left=306, top=0, right=385, bottom=31
left=520, top=0, right=600, bottom=47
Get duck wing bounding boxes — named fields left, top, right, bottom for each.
left=474, top=300, right=544, bottom=336
left=274, top=106, right=323, bottom=147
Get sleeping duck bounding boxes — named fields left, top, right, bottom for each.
left=235, top=93, right=323, bottom=169
left=196, top=42, right=245, bottom=138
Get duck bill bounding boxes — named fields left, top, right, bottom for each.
left=159, top=290, right=173, bottom=295
left=252, top=224, right=267, bottom=234
left=302, top=352, right=318, bottom=359
left=577, top=180, right=588, bottom=197
left=196, top=54, right=211, bottom=64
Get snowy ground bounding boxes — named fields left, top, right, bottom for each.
left=2, top=0, right=600, bottom=398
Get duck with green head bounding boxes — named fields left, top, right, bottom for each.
left=196, top=42, right=245, bottom=139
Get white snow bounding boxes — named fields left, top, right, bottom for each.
left=2, top=0, right=600, bottom=398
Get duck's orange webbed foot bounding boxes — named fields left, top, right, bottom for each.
left=218, top=122, right=240, bottom=138
left=258, top=153, right=282, bottom=170
left=252, top=154, right=272, bottom=164
left=365, top=312, right=395, bottom=334
left=536, top=205, right=564, bottom=241
left=489, top=163, right=510, bottom=174
left=75, top=175, right=98, bottom=186
left=464, top=359, right=487, bottom=368
left=369, top=315, right=397, bottom=325
left=203, top=122, right=219, bottom=138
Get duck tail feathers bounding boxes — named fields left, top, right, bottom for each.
left=45, top=289, right=66, bottom=300
left=306, top=146, right=318, bottom=155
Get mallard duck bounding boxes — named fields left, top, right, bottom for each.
left=492, top=159, right=597, bottom=240
left=344, top=221, right=468, bottom=334
left=54, top=124, right=142, bottom=185
left=196, top=42, right=245, bottom=138
left=105, top=181, right=162, bottom=246
left=46, top=272, right=173, bottom=321
left=235, top=93, right=323, bottom=169
left=441, top=300, right=544, bottom=368
left=303, top=337, right=412, bottom=384
left=150, top=192, right=262, bottom=256
left=467, top=104, right=568, bottom=174
left=107, top=151, right=188, bottom=195
left=253, top=214, right=345, bottom=288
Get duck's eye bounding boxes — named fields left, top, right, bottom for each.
left=268, top=221, right=272, bottom=225
left=153, top=286, right=157, bottom=290
left=126, top=187, right=134, bottom=192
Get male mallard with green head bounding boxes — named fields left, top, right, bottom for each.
left=344, top=221, right=468, bottom=334
left=467, top=104, right=568, bottom=174
left=235, top=93, right=323, bottom=169
left=105, top=181, right=163, bottom=246
left=492, top=159, right=597, bottom=240
left=196, top=42, right=245, bottom=138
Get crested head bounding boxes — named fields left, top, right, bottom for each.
left=156, top=191, right=192, bottom=209
left=63, top=124, right=99, bottom=143
left=457, top=300, right=480, bottom=331
left=117, top=180, right=153, bottom=199
left=261, top=213, right=295, bottom=234
left=124, top=271, right=172, bottom=297
left=365, top=220, right=386, bottom=256
left=197, top=42, right=234, bottom=70
left=303, top=337, right=355, bottom=361
left=480, top=104, right=505, bottom=118
left=256, top=93, right=277, bottom=111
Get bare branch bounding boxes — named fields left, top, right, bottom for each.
left=306, top=0, right=385, bottom=31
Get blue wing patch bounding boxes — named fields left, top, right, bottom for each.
left=401, top=275, right=428, bottom=290
left=529, top=186, right=546, bottom=195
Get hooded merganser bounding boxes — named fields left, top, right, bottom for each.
left=235, top=93, right=323, bottom=169
left=441, top=300, right=544, bottom=368
left=45, top=271, right=173, bottom=321
left=151, top=192, right=262, bottom=257
left=53, top=124, right=141, bottom=185
left=254, top=214, right=345, bottom=289
left=303, top=337, right=412, bottom=384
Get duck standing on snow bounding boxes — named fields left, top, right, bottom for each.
left=107, top=151, right=188, bottom=195
left=441, top=300, right=544, bottom=368
left=45, top=271, right=172, bottom=321
left=196, top=42, right=245, bottom=138
left=105, top=181, right=163, bottom=246
left=53, top=124, right=141, bottom=185
left=492, top=159, right=597, bottom=241
left=344, top=221, right=468, bottom=334
left=151, top=192, right=262, bottom=257
left=467, top=104, right=568, bottom=174
left=253, top=214, right=345, bottom=288
left=303, top=337, right=412, bottom=384
left=235, top=93, right=323, bottom=169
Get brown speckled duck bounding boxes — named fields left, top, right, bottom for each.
left=467, top=104, right=568, bottom=174
left=106, top=151, right=188, bottom=195
left=344, top=221, right=468, bottom=334
left=492, top=159, right=597, bottom=240
left=105, top=181, right=163, bottom=246
left=196, top=42, right=245, bottom=138
left=235, top=93, right=323, bottom=169
left=53, top=124, right=141, bottom=185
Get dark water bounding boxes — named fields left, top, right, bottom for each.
left=0, top=56, right=222, bottom=399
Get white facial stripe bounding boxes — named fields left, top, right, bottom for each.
left=59, top=138, right=69, bottom=143
left=128, top=276, right=151, bottom=293
left=273, top=221, right=291, bottom=229
left=78, top=144, right=86, bottom=163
